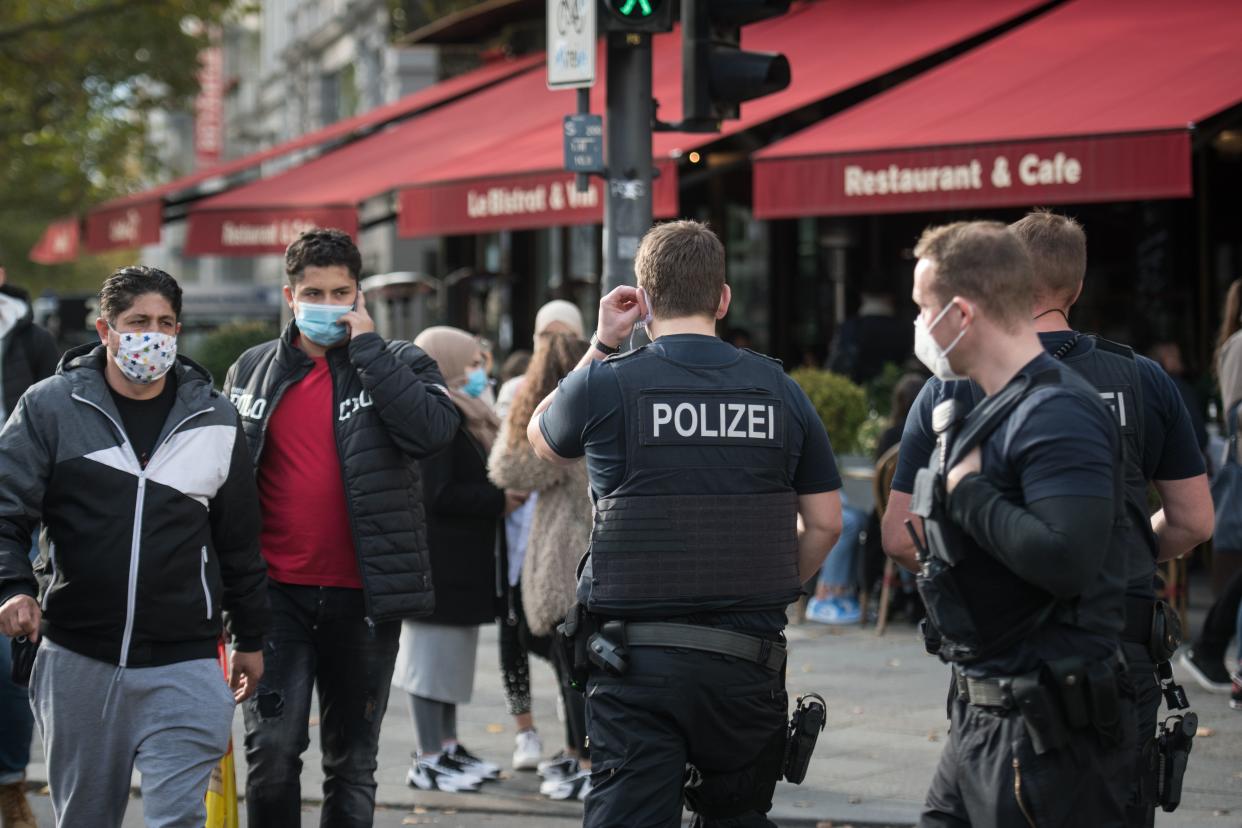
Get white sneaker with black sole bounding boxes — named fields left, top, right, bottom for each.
left=542, top=768, right=592, bottom=801
left=448, top=744, right=502, bottom=781
left=406, top=754, right=483, bottom=793
left=537, top=752, right=579, bottom=781
left=513, top=729, right=543, bottom=771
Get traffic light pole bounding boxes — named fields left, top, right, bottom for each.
left=602, top=31, right=653, bottom=294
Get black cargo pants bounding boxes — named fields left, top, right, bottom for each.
left=583, top=643, right=788, bottom=828
left=920, top=692, right=1135, bottom=828
left=1120, top=641, right=1162, bottom=828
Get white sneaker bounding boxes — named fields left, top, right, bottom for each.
left=537, top=751, right=579, bottom=781
left=448, top=743, right=502, bottom=781
left=513, top=729, right=543, bottom=771
left=406, top=755, right=483, bottom=793
left=542, top=768, right=592, bottom=801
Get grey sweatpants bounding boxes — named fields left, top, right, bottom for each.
left=30, top=637, right=237, bottom=828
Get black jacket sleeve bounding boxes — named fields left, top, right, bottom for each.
left=0, top=393, right=51, bottom=607
left=210, top=415, right=270, bottom=651
left=348, top=333, right=460, bottom=459
left=948, top=473, right=1113, bottom=599
left=421, top=430, right=507, bottom=519
left=26, top=324, right=59, bottom=384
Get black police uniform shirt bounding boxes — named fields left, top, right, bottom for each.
left=891, top=331, right=1205, bottom=496
left=539, top=334, right=842, bottom=634
left=895, top=348, right=1123, bottom=676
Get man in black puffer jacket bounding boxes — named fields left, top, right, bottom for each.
left=223, top=228, right=459, bottom=828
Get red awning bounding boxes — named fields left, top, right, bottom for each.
left=74, top=54, right=540, bottom=255
left=753, top=0, right=1242, bottom=218
left=28, top=218, right=81, bottom=265
left=187, top=0, right=1049, bottom=251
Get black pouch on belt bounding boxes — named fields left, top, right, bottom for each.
left=1149, top=601, right=1182, bottom=663
left=1046, top=656, right=1091, bottom=730
left=556, top=604, right=591, bottom=693
left=10, top=635, right=38, bottom=688
left=1012, top=673, right=1069, bottom=755
left=1086, top=660, right=1122, bottom=743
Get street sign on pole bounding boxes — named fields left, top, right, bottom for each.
left=547, top=0, right=597, bottom=89
left=564, top=113, right=605, bottom=173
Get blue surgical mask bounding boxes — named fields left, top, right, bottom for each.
left=296, top=301, right=351, bottom=346
left=461, top=367, right=489, bottom=398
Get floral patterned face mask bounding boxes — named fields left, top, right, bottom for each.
left=109, top=325, right=177, bottom=385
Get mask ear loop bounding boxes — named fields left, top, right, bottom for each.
left=629, top=287, right=654, bottom=351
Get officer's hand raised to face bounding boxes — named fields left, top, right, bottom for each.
left=596, top=286, right=648, bottom=349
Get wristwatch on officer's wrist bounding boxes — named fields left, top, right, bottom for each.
left=590, top=333, right=620, bottom=356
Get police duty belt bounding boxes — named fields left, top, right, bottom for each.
left=624, top=623, right=787, bottom=672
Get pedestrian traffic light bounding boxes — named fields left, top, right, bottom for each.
left=681, top=0, right=791, bottom=129
left=600, top=0, right=674, bottom=33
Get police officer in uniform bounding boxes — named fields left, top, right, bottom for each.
left=884, top=212, right=1214, bottom=826
left=527, top=220, right=844, bottom=827
left=888, top=221, right=1134, bottom=826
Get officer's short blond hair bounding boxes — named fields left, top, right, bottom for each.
left=635, top=220, right=725, bottom=320
left=1009, top=210, right=1086, bottom=307
left=914, top=221, right=1033, bottom=331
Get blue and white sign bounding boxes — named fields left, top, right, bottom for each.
left=547, top=0, right=596, bottom=89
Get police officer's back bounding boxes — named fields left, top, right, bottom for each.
left=529, top=220, right=843, bottom=828
left=893, top=221, right=1133, bottom=827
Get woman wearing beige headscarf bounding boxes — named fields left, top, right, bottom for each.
left=392, top=327, right=526, bottom=793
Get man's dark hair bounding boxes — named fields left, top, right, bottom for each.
left=635, top=220, right=726, bottom=319
left=284, top=228, right=362, bottom=285
left=99, top=266, right=182, bottom=323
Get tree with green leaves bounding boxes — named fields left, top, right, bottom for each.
left=0, top=1, right=232, bottom=293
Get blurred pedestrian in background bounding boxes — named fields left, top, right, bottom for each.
left=397, top=326, right=523, bottom=793
left=489, top=323, right=593, bottom=799
left=0, top=257, right=59, bottom=828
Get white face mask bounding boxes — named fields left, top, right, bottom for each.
left=109, top=325, right=178, bottom=385
left=913, top=302, right=968, bottom=381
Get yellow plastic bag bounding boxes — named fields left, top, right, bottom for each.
left=205, top=640, right=240, bottom=828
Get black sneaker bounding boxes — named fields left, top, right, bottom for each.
left=448, top=744, right=501, bottom=781
left=1231, top=668, right=1242, bottom=711
left=1179, top=648, right=1232, bottom=693
left=406, top=755, right=483, bottom=793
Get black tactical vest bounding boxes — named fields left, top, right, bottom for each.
left=583, top=345, right=802, bottom=618
left=912, top=365, right=1126, bottom=664
left=1060, top=338, right=1155, bottom=599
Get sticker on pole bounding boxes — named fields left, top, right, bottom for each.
left=564, top=114, right=604, bottom=173
left=547, top=0, right=596, bottom=89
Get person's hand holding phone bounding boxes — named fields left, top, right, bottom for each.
left=339, top=289, right=376, bottom=339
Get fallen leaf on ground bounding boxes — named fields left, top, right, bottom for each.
left=927, top=730, right=939, bottom=742
left=1196, top=726, right=1215, bottom=737
left=485, top=723, right=505, bottom=734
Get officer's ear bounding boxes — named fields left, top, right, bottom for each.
left=715, top=284, right=732, bottom=320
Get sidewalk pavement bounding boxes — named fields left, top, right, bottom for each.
left=25, top=602, right=1242, bottom=827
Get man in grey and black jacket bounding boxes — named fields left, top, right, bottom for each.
left=0, top=266, right=269, bottom=828
left=222, top=229, right=460, bottom=827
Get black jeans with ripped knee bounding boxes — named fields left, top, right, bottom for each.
left=242, top=581, right=400, bottom=828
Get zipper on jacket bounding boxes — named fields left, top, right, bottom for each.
left=326, top=353, right=376, bottom=622
left=41, top=542, right=56, bottom=611
left=71, top=393, right=214, bottom=667
left=200, top=546, right=212, bottom=620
